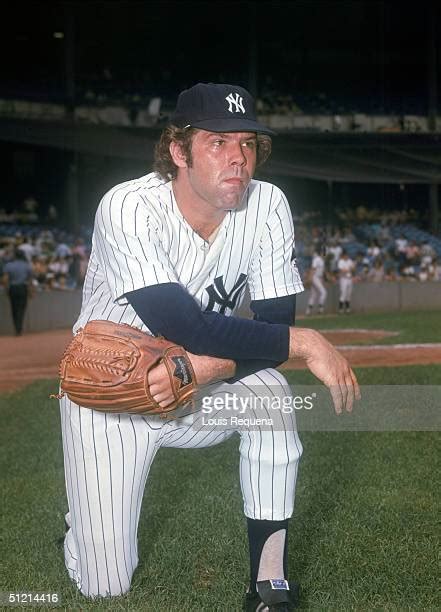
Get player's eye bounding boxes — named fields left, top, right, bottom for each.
left=242, top=140, right=256, bottom=150
left=212, top=139, right=225, bottom=146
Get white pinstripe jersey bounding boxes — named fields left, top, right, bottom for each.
left=74, top=172, right=304, bottom=334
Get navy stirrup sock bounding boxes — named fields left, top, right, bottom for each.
left=247, top=518, right=289, bottom=593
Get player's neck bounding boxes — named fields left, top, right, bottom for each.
left=172, top=180, right=226, bottom=241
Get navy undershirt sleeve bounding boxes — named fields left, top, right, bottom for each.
left=231, top=294, right=296, bottom=380
left=125, top=283, right=291, bottom=362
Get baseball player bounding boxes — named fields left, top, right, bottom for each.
left=306, top=245, right=327, bottom=315
left=337, top=249, right=355, bottom=314
left=59, top=83, right=360, bottom=610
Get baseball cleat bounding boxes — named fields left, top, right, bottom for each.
left=244, top=579, right=299, bottom=611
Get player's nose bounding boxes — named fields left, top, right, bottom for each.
left=228, top=142, right=247, bottom=166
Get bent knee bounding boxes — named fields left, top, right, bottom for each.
left=67, top=546, right=135, bottom=599
left=74, top=572, right=133, bottom=599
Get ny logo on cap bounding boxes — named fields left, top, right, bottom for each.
left=225, top=92, right=245, bottom=114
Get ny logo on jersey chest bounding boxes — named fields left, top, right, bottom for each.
left=225, top=92, right=245, bottom=114
left=205, top=274, right=247, bottom=314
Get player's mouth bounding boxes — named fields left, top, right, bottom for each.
left=223, top=178, right=244, bottom=186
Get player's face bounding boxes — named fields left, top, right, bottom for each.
left=186, top=130, right=257, bottom=211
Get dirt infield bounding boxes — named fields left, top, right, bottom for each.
left=0, top=329, right=73, bottom=393
left=0, top=328, right=441, bottom=393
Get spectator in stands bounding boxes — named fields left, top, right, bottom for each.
left=418, top=264, right=430, bottom=282
left=31, top=255, right=49, bottom=290
left=367, top=258, right=385, bottom=282
left=377, top=221, right=391, bottom=245
left=55, top=240, right=72, bottom=259
left=340, top=227, right=355, bottom=243
left=383, top=251, right=399, bottom=280
left=35, top=229, right=55, bottom=256
left=367, top=239, right=381, bottom=261
left=2, top=248, right=33, bottom=335
left=405, top=240, right=420, bottom=265
left=72, top=237, right=88, bottom=259
left=52, top=273, right=72, bottom=290
left=395, top=234, right=408, bottom=264
left=323, top=251, right=336, bottom=281
left=399, top=263, right=417, bottom=281
left=354, top=252, right=365, bottom=278
left=429, top=257, right=441, bottom=281
left=47, top=256, right=70, bottom=288
left=353, top=252, right=370, bottom=281
left=328, top=240, right=343, bottom=273
left=0, top=242, right=14, bottom=263
left=420, top=240, right=435, bottom=263
left=17, top=238, right=36, bottom=262
left=72, top=238, right=89, bottom=284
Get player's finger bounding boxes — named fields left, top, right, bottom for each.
left=152, top=391, right=174, bottom=406
left=147, top=364, right=164, bottom=386
left=148, top=382, right=163, bottom=397
left=351, top=369, right=361, bottom=400
left=147, top=371, right=158, bottom=389
left=158, top=395, right=175, bottom=408
left=343, top=376, right=355, bottom=412
left=329, top=384, right=343, bottom=415
left=336, top=380, right=347, bottom=413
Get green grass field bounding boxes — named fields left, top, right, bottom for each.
left=300, top=309, right=441, bottom=345
left=1, top=310, right=441, bottom=610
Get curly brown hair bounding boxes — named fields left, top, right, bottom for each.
left=153, top=125, right=272, bottom=181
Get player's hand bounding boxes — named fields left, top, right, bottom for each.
left=289, top=327, right=361, bottom=414
left=147, top=362, right=175, bottom=408
left=147, top=352, right=221, bottom=407
left=147, top=352, right=236, bottom=407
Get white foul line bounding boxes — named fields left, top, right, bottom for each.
left=337, top=343, right=441, bottom=350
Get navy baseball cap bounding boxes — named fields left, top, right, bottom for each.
left=171, top=82, right=275, bottom=135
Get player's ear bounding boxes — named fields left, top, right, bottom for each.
left=169, top=141, right=188, bottom=168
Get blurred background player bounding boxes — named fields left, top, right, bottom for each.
left=306, top=244, right=327, bottom=315
left=337, top=249, right=355, bottom=314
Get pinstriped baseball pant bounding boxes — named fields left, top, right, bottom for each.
left=59, top=368, right=303, bottom=598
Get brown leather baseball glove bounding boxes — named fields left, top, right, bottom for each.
left=53, top=320, right=197, bottom=418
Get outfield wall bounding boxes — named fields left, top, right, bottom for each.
left=238, top=281, right=441, bottom=318
left=1, top=282, right=440, bottom=334
left=0, top=289, right=83, bottom=335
